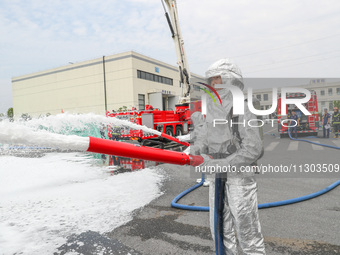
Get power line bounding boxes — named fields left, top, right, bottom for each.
left=244, top=54, right=340, bottom=74
left=232, top=33, right=340, bottom=59
left=242, top=50, right=339, bottom=69
left=190, top=33, right=340, bottom=65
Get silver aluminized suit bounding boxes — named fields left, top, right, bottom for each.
left=191, top=59, right=266, bottom=254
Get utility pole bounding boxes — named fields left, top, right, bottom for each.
left=103, top=56, right=108, bottom=112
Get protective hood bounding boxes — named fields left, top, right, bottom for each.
left=205, top=58, right=244, bottom=90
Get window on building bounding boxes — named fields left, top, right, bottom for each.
left=328, top=88, right=332, bottom=96
left=145, top=73, right=151, bottom=81
left=137, top=70, right=173, bottom=86
left=164, top=77, right=173, bottom=85
left=256, top=94, right=261, bottom=101
left=321, top=101, right=325, bottom=106
left=263, top=94, right=268, bottom=101
left=320, top=90, right=325, bottom=96
left=337, top=88, right=340, bottom=95
left=329, top=102, right=333, bottom=110
left=138, top=94, right=145, bottom=110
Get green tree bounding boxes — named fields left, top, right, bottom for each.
left=333, top=100, right=340, bottom=110
left=7, top=107, right=14, bottom=119
left=117, top=106, right=127, bottom=112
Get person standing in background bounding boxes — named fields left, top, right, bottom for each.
left=332, top=107, right=340, bottom=138
left=289, top=110, right=300, bottom=138
left=322, top=108, right=331, bottom=138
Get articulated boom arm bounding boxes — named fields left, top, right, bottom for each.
left=162, top=0, right=191, bottom=102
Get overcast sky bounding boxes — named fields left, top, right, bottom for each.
left=1, top=0, right=340, bottom=113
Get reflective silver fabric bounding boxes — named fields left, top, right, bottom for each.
left=205, top=58, right=244, bottom=90
left=209, top=177, right=265, bottom=255
left=191, top=59, right=266, bottom=254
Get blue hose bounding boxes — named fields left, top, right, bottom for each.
left=171, top=175, right=209, bottom=211
left=171, top=129, right=340, bottom=255
left=258, top=180, right=340, bottom=208
left=214, top=175, right=225, bottom=255
left=171, top=177, right=340, bottom=211
left=171, top=130, right=340, bottom=211
left=287, top=127, right=340, bottom=150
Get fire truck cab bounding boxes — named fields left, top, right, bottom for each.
left=277, top=90, right=319, bottom=138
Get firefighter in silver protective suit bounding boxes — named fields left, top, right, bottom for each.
left=190, top=59, right=266, bottom=254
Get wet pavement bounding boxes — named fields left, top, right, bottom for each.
left=56, top=162, right=340, bottom=254
left=56, top=125, right=340, bottom=254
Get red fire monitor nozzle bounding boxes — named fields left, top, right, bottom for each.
left=87, top=137, right=203, bottom=167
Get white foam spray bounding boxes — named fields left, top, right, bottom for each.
left=21, top=113, right=161, bottom=136
left=0, top=122, right=90, bottom=151
left=0, top=113, right=161, bottom=150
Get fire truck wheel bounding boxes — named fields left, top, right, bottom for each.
left=165, top=127, right=174, bottom=137
left=175, top=126, right=183, bottom=136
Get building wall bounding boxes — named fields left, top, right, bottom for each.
left=104, top=53, right=134, bottom=112
left=252, top=80, right=340, bottom=112
left=12, top=51, right=204, bottom=117
left=309, top=81, right=340, bottom=111
left=131, top=52, right=182, bottom=109
left=12, top=57, right=109, bottom=116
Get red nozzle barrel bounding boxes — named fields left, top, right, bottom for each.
left=87, top=137, right=203, bottom=166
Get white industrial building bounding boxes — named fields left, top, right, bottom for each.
left=12, top=51, right=204, bottom=116
left=12, top=52, right=339, bottom=117
left=251, top=79, right=340, bottom=112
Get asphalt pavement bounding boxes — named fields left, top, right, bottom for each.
left=56, top=123, right=340, bottom=255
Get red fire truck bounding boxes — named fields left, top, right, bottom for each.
left=105, top=101, right=202, bottom=170
left=106, top=103, right=195, bottom=140
left=277, top=90, right=319, bottom=138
